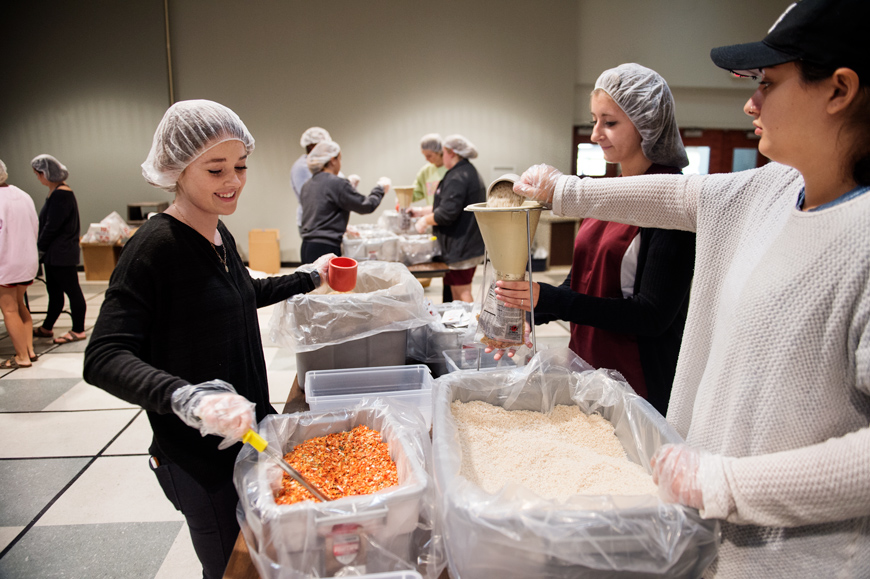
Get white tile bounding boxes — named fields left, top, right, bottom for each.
left=10, top=353, right=84, bottom=380
left=155, top=522, right=201, bottom=579
left=44, top=380, right=138, bottom=411
left=36, top=455, right=182, bottom=526
left=0, top=409, right=139, bottom=458
left=103, top=412, right=153, bottom=456
left=0, top=526, right=24, bottom=552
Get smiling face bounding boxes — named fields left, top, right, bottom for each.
left=176, top=139, right=248, bottom=219
left=590, top=91, right=647, bottom=174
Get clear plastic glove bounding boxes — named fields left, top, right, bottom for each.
left=171, top=380, right=256, bottom=450
left=377, top=176, right=392, bottom=194
left=650, top=443, right=705, bottom=510
left=409, top=206, right=433, bottom=218
left=311, top=252, right=335, bottom=288
left=514, top=164, right=563, bottom=206
left=347, top=174, right=361, bottom=189
left=414, top=216, right=429, bottom=234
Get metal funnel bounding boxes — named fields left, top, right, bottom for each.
left=394, top=186, right=414, bottom=210
left=465, top=201, right=542, bottom=280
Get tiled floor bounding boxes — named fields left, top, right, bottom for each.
left=0, top=266, right=570, bottom=578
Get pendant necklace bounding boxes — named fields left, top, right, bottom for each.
left=172, top=203, right=228, bottom=273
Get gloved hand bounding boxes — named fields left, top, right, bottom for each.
left=650, top=443, right=705, bottom=510
left=409, top=206, right=433, bottom=218
left=513, top=164, right=563, bottom=206
left=311, top=252, right=335, bottom=288
left=377, top=176, right=392, bottom=194
left=414, top=216, right=429, bottom=234
left=171, top=380, right=255, bottom=450
left=347, top=174, right=361, bottom=189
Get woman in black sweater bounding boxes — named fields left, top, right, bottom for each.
left=31, top=154, right=87, bottom=344
left=83, top=100, right=330, bottom=579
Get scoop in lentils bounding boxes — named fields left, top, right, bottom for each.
left=274, top=424, right=399, bottom=505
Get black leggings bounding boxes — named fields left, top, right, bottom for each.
left=41, top=264, right=86, bottom=333
left=300, top=240, right=341, bottom=264
left=150, top=457, right=239, bottom=579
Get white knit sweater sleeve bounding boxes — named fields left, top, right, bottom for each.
left=553, top=172, right=714, bottom=231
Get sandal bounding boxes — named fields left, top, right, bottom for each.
left=53, top=331, right=87, bottom=344
left=1, top=358, right=32, bottom=369
left=34, top=327, right=54, bottom=338
left=30, top=354, right=40, bottom=363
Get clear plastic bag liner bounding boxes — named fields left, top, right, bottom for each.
left=234, top=399, right=445, bottom=579
left=432, top=348, right=720, bottom=578
left=407, top=301, right=478, bottom=362
left=270, top=261, right=437, bottom=353
left=342, top=225, right=400, bottom=262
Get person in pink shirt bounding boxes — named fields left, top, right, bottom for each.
left=0, top=159, right=40, bottom=368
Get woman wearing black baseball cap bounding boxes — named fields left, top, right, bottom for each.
left=512, top=0, right=870, bottom=576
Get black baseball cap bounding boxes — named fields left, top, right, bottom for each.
left=710, top=0, right=870, bottom=79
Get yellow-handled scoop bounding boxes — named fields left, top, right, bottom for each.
left=242, top=430, right=330, bottom=502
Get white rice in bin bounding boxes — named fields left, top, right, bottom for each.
left=451, top=400, right=659, bottom=501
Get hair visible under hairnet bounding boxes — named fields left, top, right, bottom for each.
left=443, top=134, right=478, bottom=159
left=307, top=140, right=341, bottom=173
left=31, top=154, right=70, bottom=183
left=141, top=99, right=255, bottom=192
left=594, top=63, right=688, bottom=169
left=0, top=159, right=7, bottom=185
left=420, top=133, right=442, bottom=154
left=300, top=127, right=331, bottom=148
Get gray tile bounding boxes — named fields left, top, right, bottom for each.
left=0, top=378, right=82, bottom=412
left=0, top=521, right=183, bottom=578
left=0, top=457, right=91, bottom=526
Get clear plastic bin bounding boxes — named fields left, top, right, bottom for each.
left=442, top=347, right=517, bottom=373
left=305, top=365, right=434, bottom=428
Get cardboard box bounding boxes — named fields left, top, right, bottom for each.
left=248, top=229, right=281, bottom=273
left=80, top=243, right=123, bottom=281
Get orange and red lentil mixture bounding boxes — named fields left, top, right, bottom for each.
left=274, top=424, right=399, bottom=505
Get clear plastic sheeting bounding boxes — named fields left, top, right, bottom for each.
left=397, top=234, right=438, bottom=266
left=432, top=348, right=720, bottom=579
left=234, top=399, right=444, bottom=579
left=270, top=261, right=437, bottom=353
left=80, top=211, right=133, bottom=244
left=343, top=225, right=400, bottom=262
left=407, top=301, right=477, bottom=377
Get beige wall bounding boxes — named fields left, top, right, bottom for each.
left=2, top=0, right=792, bottom=263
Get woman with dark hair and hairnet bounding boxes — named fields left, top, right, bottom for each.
left=495, top=64, right=695, bottom=415
left=512, top=0, right=870, bottom=574
left=412, top=134, right=486, bottom=303
left=31, top=153, right=88, bottom=344
left=83, top=100, right=332, bottom=579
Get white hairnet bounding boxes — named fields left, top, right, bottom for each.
left=141, top=99, right=255, bottom=192
left=443, top=134, right=478, bottom=159
left=307, top=140, right=341, bottom=173
left=0, top=159, right=7, bottom=185
left=300, top=127, right=331, bottom=148
left=420, top=133, right=442, bottom=153
left=31, top=154, right=70, bottom=182
left=594, top=63, right=688, bottom=169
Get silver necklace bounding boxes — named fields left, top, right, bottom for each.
left=172, top=203, right=228, bottom=273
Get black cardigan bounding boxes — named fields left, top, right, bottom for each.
left=433, top=158, right=486, bottom=265
left=83, top=214, right=314, bottom=489
left=38, top=187, right=81, bottom=266
left=535, top=226, right=695, bottom=415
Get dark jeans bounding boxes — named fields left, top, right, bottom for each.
left=300, top=240, right=341, bottom=264
left=150, top=456, right=240, bottom=579
left=41, top=264, right=86, bottom=332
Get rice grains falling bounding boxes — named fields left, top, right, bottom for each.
left=451, top=400, right=658, bottom=500
left=274, top=424, right=399, bottom=505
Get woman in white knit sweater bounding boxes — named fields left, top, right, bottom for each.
left=511, top=0, right=870, bottom=576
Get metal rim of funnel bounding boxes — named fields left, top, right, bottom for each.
left=465, top=200, right=542, bottom=213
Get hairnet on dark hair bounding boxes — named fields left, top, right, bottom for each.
left=420, top=133, right=443, bottom=154
left=31, top=154, right=70, bottom=182
left=594, top=63, right=688, bottom=169
left=142, top=99, right=255, bottom=192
